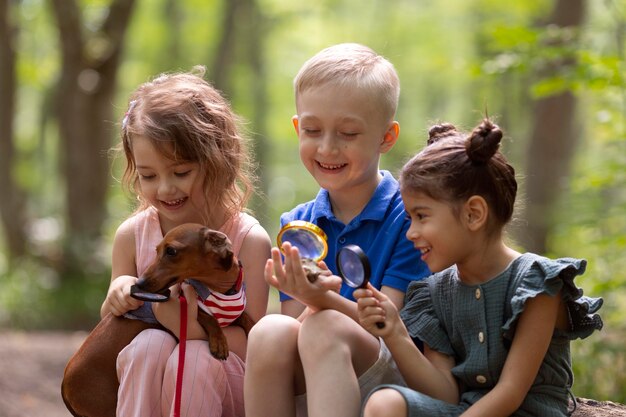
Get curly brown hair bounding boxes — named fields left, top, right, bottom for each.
left=116, top=67, right=255, bottom=222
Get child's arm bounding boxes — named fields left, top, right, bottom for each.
left=460, top=291, right=562, bottom=417
left=237, top=223, right=272, bottom=322
left=355, top=285, right=460, bottom=404
left=100, top=221, right=143, bottom=318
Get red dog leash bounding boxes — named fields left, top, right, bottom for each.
left=173, top=293, right=188, bottom=417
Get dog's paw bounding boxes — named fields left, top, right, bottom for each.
left=208, top=333, right=229, bottom=360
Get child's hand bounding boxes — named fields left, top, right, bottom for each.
left=103, top=275, right=143, bottom=316
left=308, top=260, right=342, bottom=293
left=152, top=283, right=203, bottom=339
left=265, top=242, right=342, bottom=305
left=354, top=283, right=402, bottom=337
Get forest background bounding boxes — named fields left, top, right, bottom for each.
left=0, top=0, right=624, bottom=404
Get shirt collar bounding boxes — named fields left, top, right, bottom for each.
left=310, top=170, right=398, bottom=223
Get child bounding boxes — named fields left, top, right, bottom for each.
left=355, top=119, right=603, bottom=417
left=244, top=43, right=430, bottom=417
left=100, top=68, right=271, bottom=417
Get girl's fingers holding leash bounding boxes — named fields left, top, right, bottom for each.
left=163, top=283, right=179, bottom=299
left=181, top=283, right=199, bottom=321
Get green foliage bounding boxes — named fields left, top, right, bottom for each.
left=0, top=258, right=107, bottom=330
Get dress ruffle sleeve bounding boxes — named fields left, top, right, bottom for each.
left=502, top=255, right=603, bottom=341
left=401, top=279, right=455, bottom=356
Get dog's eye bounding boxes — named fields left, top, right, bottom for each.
left=165, top=246, right=178, bottom=257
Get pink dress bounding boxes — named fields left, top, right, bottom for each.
left=116, top=207, right=259, bottom=417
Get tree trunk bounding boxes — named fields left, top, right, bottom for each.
left=519, top=0, right=586, bottom=253
left=0, top=0, right=28, bottom=260
left=210, top=0, right=271, bottom=224
left=48, top=0, right=136, bottom=272
left=240, top=0, right=271, bottom=224
left=211, top=0, right=240, bottom=94
left=162, top=0, right=182, bottom=67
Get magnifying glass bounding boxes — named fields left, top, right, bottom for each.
left=336, top=244, right=371, bottom=288
left=277, top=221, right=328, bottom=262
left=130, top=285, right=170, bottom=302
left=336, top=245, right=384, bottom=328
left=277, top=222, right=384, bottom=328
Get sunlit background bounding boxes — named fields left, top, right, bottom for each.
left=0, top=0, right=624, bottom=403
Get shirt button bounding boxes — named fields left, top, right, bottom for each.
left=476, top=375, right=487, bottom=384
left=339, top=237, right=346, bottom=244
left=475, top=288, right=481, bottom=299
left=478, top=332, right=485, bottom=343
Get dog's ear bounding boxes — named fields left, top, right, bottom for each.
left=201, top=227, right=235, bottom=270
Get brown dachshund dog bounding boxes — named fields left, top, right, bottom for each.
left=61, top=223, right=255, bottom=417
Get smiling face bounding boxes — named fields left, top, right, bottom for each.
left=294, top=83, right=397, bottom=198
left=401, top=189, right=474, bottom=274
left=132, top=135, right=206, bottom=231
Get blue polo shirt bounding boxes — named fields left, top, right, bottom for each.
left=279, top=170, right=430, bottom=302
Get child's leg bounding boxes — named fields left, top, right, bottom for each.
left=298, top=309, right=381, bottom=417
left=366, top=385, right=469, bottom=417
left=117, top=328, right=177, bottom=417
left=244, top=314, right=305, bottom=417
left=161, top=340, right=246, bottom=417
left=363, top=388, right=407, bottom=417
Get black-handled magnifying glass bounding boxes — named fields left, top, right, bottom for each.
left=336, top=244, right=370, bottom=288
left=130, top=285, right=170, bottom=302
left=336, top=244, right=385, bottom=328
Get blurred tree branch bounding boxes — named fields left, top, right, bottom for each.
left=0, top=0, right=28, bottom=261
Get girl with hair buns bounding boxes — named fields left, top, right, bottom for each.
left=354, top=119, right=603, bottom=416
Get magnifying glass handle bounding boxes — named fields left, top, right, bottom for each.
left=376, top=322, right=385, bottom=329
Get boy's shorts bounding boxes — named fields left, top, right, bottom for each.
left=295, top=339, right=405, bottom=416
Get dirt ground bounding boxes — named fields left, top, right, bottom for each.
left=0, top=330, right=624, bottom=417
left=0, top=330, right=86, bottom=417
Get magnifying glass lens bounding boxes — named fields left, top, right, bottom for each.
left=277, top=221, right=328, bottom=262
left=130, top=285, right=170, bottom=302
left=280, top=229, right=326, bottom=260
left=338, top=249, right=366, bottom=288
left=337, top=244, right=371, bottom=289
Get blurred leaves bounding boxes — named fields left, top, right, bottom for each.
left=0, top=0, right=625, bottom=403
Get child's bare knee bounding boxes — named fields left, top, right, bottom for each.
left=363, top=388, right=406, bottom=417
left=299, top=310, right=346, bottom=344
left=247, top=314, right=300, bottom=365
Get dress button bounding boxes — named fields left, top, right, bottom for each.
left=339, top=237, right=346, bottom=244
left=475, top=288, right=481, bottom=300
left=476, top=375, right=487, bottom=384
left=478, top=332, right=485, bottom=343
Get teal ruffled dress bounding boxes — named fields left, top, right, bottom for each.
left=372, top=253, right=603, bottom=417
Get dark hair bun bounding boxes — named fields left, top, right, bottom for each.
left=465, top=119, right=502, bottom=164
left=427, top=123, right=458, bottom=145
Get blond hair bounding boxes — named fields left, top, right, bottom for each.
left=294, top=43, right=400, bottom=122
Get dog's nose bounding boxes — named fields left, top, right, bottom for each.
left=135, top=277, right=147, bottom=288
